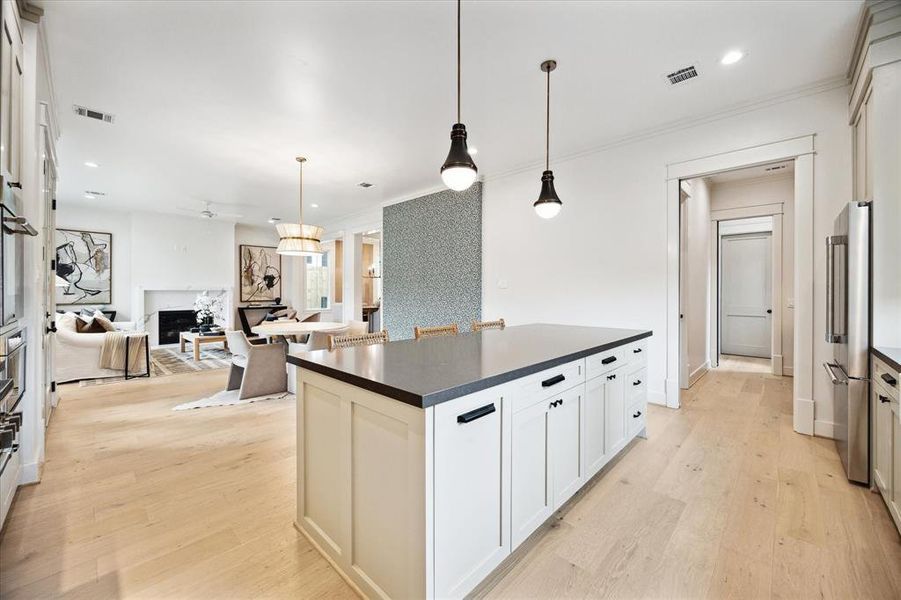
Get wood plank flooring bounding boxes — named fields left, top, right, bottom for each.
left=1, top=365, right=898, bottom=599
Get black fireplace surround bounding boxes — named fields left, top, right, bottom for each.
left=158, top=310, right=197, bottom=345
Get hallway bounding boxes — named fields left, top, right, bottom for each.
left=0, top=367, right=898, bottom=599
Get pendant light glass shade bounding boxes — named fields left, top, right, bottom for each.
left=277, top=157, right=323, bottom=256
left=533, top=60, right=562, bottom=218
left=440, top=0, right=478, bottom=192
left=441, top=124, right=478, bottom=191
left=534, top=170, right=562, bottom=219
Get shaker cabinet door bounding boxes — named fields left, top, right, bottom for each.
left=584, top=376, right=607, bottom=478
left=434, top=390, right=508, bottom=599
left=874, top=387, right=893, bottom=495
left=549, top=386, right=583, bottom=508
left=604, top=368, right=627, bottom=455
left=511, top=399, right=552, bottom=549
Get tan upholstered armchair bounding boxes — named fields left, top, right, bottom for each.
left=225, top=331, right=287, bottom=399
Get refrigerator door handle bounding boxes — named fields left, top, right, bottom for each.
left=825, top=235, right=846, bottom=343
left=823, top=362, right=848, bottom=385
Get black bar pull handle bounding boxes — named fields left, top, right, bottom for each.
left=881, top=373, right=897, bottom=387
left=601, top=356, right=617, bottom=365
left=633, top=348, right=642, bottom=354
left=457, top=403, right=496, bottom=424
left=633, top=380, right=642, bottom=386
left=542, top=374, right=566, bottom=388
left=633, top=410, right=642, bottom=418
left=879, top=395, right=890, bottom=404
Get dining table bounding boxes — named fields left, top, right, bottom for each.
left=250, top=320, right=348, bottom=343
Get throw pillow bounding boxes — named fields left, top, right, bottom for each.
left=75, top=317, right=107, bottom=334
left=92, top=313, right=116, bottom=332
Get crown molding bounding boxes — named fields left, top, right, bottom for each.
left=483, top=75, right=847, bottom=184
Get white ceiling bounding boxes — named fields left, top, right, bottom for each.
left=40, top=0, right=862, bottom=226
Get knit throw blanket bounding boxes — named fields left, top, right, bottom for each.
left=99, top=332, right=148, bottom=374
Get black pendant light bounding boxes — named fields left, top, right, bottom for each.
left=440, top=0, right=478, bottom=192
left=534, top=59, right=562, bottom=219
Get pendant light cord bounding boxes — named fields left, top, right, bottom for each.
left=457, top=0, right=461, bottom=124
left=298, top=161, right=304, bottom=223
left=545, top=68, right=550, bottom=171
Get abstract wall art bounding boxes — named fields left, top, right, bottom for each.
left=239, top=244, right=282, bottom=302
left=55, top=229, right=113, bottom=305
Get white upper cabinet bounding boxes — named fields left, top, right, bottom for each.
left=0, top=0, right=23, bottom=187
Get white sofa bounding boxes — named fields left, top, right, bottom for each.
left=54, top=312, right=139, bottom=383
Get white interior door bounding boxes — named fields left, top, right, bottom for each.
left=720, top=232, right=772, bottom=358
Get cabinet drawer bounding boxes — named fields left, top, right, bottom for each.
left=586, top=348, right=624, bottom=379
left=513, top=358, right=584, bottom=412
left=627, top=400, right=646, bottom=439
left=873, top=356, right=899, bottom=401
left=627, top=365, right=647, bottom=402
left=624, top=339, right=648, bottom=366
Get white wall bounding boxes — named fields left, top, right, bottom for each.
left=683, top=178, right=711, bottom=383
left=711, top=174, right=795, bottom=373
left=482, top=85, right=851, bottom=420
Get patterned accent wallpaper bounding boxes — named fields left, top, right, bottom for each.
left=383, top=182, right=482, bottom=340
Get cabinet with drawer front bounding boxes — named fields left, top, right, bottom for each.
left=872, top=350, right=900, bottom=533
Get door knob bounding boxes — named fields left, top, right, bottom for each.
left=766, top=309, right=772, bottom=314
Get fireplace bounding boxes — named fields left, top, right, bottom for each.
left=158, top=310, right=197, bottom=345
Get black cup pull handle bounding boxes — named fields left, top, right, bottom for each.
left=633, top=348, right=642, bottom=354
left=607, top=374, right=616, bottom=381
left=457, top=403, right=496, bottom=424
left=542, top=374, right=566, bottom=388
left=881, top=373, right=897, bottom=387
left=633, top=410, right=642, bottom=418
left=633, top=379, right=641, bottom=386
left=601, top=356, right=617, bottom=365
left=879, top=395, right=890, bottom=404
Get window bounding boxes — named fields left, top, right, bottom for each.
left=304, top=250, right=330, bottom=310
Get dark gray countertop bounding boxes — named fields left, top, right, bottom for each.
left=873, top=346, right=901, bottom=373
left=288, top=324, right=652, bottom=408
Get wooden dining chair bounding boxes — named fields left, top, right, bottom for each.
left=472, top=318, right=505, bottom=332
left=414, top=323, right=459, bottom=340
left=329, top=330, right=390, bottom=351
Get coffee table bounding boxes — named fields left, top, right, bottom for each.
left=179, top=331, right=230, bottom=361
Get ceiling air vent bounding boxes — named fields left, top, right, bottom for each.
left=765, top=164, right=787, bottom=172
left=85, top=190, right=106, bottom=196
left=357, top=182, right=374, bottom=188
left=666, top=66, right=698, bottom=85
left=73, top=105, right=115, bottom=123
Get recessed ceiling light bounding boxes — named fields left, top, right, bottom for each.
left=268, top=217, right=281, bottom=224
left=84, top=161, right=99, bottom=168
left=84, top=194, right=96, bottom=200
left=310, top=203, right=319, bottom=208
left=720, top=50, right=744, bottom=65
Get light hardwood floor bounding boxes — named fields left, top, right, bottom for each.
left=1, top=366, right=899, bottom=599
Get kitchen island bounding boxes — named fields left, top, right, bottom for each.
left=288, top=324, right=652, bottom=599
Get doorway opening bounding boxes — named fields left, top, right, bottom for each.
left=678, top=160, right=795, bottom=388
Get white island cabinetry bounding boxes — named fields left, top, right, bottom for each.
left=294, top=326, right=650, bottom=599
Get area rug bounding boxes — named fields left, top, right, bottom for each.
left=78, top=347, right=232, bottom=387
left=173, top=390, right=293, bottom=411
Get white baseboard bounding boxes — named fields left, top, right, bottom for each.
left=772, top=354, right=784, bottom=376
left=783, top=365, right=794, bottom=376
left=18, top=461, right=41, bottom=485
left=648, top=390, right=667, bottom=406
left=665, top=378, right=680, bottom=408
left=793, top=397, right=814, bottom=435
left=689, top=362, right=709, bottom=387
left=814, top=419, right=836, bottom=439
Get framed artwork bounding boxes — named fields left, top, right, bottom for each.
left=239, top=244, right=282, bottom=302
left=55, top=229, right=112, bottom=305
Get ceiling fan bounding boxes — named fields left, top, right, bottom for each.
left=175, top=201, right=244, bottom=220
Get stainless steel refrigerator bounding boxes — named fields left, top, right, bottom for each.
left=824, top=201, right=870, bottom=484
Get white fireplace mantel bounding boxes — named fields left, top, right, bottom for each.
left=134, top=286, right=233, bottom=346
